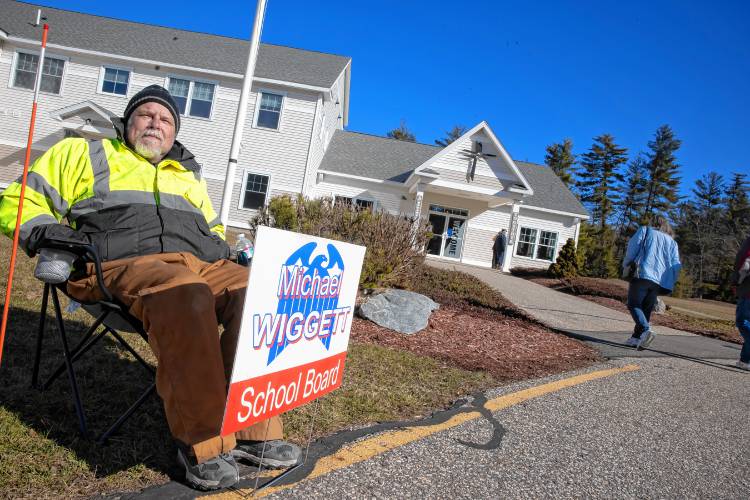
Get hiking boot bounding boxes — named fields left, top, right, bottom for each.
left=736, top=360, right=750, bottom=372
left=636, top=330, right=655, bottom=351
left=625, top=336, right=640, bottom=347
left=177, top=447, right=239, bottom=491
left=232, top=439, right=302, bottom=468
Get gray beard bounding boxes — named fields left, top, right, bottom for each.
left=134, top=140, right=162, bottom=162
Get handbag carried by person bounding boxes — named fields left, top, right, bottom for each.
left=622, top=227, right=650, bottom=281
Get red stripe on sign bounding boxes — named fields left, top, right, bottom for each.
left=221, top=351, right=348, bottom=436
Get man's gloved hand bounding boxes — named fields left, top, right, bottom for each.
left=25, top=223, right=90, bottom=256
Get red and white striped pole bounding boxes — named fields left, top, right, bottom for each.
left=0, top=23, right=49, bottom=367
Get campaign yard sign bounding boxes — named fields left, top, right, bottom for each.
left=221, top=226, right=366, bottom=436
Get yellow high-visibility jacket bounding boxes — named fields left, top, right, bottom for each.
left=0, top=136, right=229, bottom=263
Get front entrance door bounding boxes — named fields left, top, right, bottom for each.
left=426, top=205, right=468, bottom=260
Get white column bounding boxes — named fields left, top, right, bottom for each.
left=411, top=185, right=425, bottom=248
left=573, top=217, right=581, bottom=247
left=501, top=203, right=520, bottom=272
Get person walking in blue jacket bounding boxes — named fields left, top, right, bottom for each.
left=622, top=215, right=682, bottom=350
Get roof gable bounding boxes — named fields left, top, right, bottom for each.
left=319, top=130, right=588, bottom=216
left=413, top=122, right=532, bottom=194
left=1, top=0, right=350, bottom=89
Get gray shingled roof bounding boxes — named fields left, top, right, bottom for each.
left=1, top=0, right=350, bottom=88
left=319, top=130, right=441, bottom=183
left=514, top=161, right=588, bottom=216
left=320, top=130, right=589, bottom=216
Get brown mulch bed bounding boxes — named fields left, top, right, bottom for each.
left=527, top=276, right=629, bottom=302
left=352, top=303, right=601, bottom=382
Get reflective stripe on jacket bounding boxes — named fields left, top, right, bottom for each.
left=0, top=137, right=229, bottom=263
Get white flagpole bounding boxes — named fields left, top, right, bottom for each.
left=219, top=0, right=268, bottom=227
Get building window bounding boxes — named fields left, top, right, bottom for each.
left=536, top=230, right=558, bottom=261
left=334, top=196, right=353, bottom=208
left=515, top=227, right=558, bottom=262
left=355, top=199, right=374, bottom=211
left=13, top=52, right=65, bottom=94
left=241, top=173, right=269, bottom=210
left=101, top=67, right=130, bottom=95
left=515, top=227, right=537, bottom=258
left=167, top=77, right=215, bottom=118
left=256, top=92, right=283, bottom=129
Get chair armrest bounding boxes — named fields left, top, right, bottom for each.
left=36, top=242, right=113, bottom=302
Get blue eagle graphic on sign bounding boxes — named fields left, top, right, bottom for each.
left=267, top=242, right=345, bottom=365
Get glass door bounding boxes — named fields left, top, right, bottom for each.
left=426, top=206, right=468, bottom=260
left=427, top=213, right=445, bottom=256
left=442, top=216, right=466, bottom=258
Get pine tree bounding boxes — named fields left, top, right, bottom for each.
left=435, top=125, right=467, bottom=147
left=577, top=222, right=618, bottom=278
left=613, top=155, right=649, bottom=263
left=690, top=172, right=725, bottom=293
left=617, top=155, right=649, bottom=232
left=387, top=120, right=416, bottom=142
left=548, top=238, right=579, bottom=278
left=643, top=125, right=681, bottom=222
left=725, top=172, right=750, bottom=248
left=544, top=138, right=576, bottom=187
left=576, top=134, right=627, bottom=228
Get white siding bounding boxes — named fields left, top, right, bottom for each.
left=509, top=208, right=578, bottom=270
left=303, top=71, right=347, bottom=195
left=311, top=176, right=404, bottom=215
left=0, top=41, right=320, bottom=228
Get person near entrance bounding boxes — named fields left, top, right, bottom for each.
left=621, top=216, right=681, bottom=350
left=0, top=85, right=301, bottom=491
left=492, top=229, right=507, bottom=270
left=731, top=234, right=750, bottom=371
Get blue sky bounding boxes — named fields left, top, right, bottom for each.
left=29, top=0, right=749, bottom=196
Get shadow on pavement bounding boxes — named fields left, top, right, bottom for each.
left=559, top=329, right=743, bottom=373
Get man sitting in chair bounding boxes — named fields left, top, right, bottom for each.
left=0, top=85, right=301, bottom=491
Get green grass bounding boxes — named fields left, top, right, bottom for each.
left=0, top=238, right=495, bottom=497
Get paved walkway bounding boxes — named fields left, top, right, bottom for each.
left=130, top=262, right=747, bottom=499
left=428, top=261, right=741, bottom=361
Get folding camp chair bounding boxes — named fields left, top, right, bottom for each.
left=31, top=243, right=156, bottom=444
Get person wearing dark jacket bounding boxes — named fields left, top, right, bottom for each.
left=0, top=86, right=300, bottom=490
left=492, top=229, right=507, bottom=270
left=733, top=235, right=750, bottom=371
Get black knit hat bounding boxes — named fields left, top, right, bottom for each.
left=123, top=85, right=181, bottom=133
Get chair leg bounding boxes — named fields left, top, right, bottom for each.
left=50, top=287, right=88, bottom=437
left=98, top=383, right=156, bottom=444
left=107, top=329, right=155, bottom=375
left=31, top=283, right=50, bottom=389
left=41, top=313, right=108, bottom=390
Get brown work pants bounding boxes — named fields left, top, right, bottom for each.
left=67, top=252, right=283, bottom=463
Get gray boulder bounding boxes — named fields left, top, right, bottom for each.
left=358, top=289, right=439, bottom=335
left=653, top=297, right=667, bottom=314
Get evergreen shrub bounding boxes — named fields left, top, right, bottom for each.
left=548, top=238, right=579, bottom=278
left=250, top=195, right=431, bottom=288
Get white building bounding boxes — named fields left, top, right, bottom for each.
left=0, top=0, right=588, bottom=271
